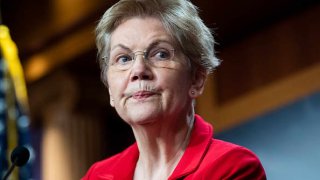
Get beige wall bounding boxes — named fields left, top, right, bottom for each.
left=197, top=5, right=320, bottom=131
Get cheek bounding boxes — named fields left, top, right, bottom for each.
left=107, top=75, right=123, bottom=98
left=160, top=70, right=192, bottom=96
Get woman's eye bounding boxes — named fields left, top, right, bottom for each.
left=152, top=49, right=170, bottom=60
left=117, top=55, right=132, bottom=64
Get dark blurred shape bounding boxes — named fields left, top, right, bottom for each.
left=11, top=146, right=30, bottom=167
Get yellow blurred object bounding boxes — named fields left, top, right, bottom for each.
left=0, top=25, right=29, bottom=109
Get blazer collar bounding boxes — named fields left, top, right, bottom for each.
left=169, top=114, right=213, bottom=179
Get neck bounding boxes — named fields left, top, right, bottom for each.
left=132, top=110, right=195, bottom=180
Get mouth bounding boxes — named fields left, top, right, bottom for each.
left=131, top=91, right=158, bottom=100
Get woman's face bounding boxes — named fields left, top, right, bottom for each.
left=107, top=17, right=204, bottom=125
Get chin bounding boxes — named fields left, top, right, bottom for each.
left=124, top=110, right=162, bottom=126
left=116, top=100, right=166, bottom=125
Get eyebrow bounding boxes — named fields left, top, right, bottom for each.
left=145, top=41, right=163, bottom=52
left=110, top=44, right=131, bottom=52
left=110, top=39, right=173, bottom=52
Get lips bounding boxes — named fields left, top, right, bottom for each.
left=131, top=91, right=156, bottom=99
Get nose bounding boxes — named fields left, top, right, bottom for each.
left=130, top=54, right=153, bottom=81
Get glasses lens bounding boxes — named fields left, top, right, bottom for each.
left=147, top=43, right=174, bottom=68
left=109, top=53, right=134, bottom=70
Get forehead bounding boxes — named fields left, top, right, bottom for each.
left=110, top=17, right=174, bottom=49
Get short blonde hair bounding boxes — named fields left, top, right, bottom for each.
left=96, top=0, right=220, bottom=85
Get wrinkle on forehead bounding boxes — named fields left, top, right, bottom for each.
left=109, top=17, right=174, bottom=51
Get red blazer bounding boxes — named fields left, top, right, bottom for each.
left=82, top=115, right=266, bottom=180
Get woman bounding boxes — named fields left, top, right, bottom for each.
left=83, top=0, right=266, bottom=179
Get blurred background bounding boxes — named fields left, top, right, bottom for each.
left=0, top=0, right=319, bottom=179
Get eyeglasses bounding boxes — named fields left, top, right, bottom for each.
left=103, top=42, right=177, bottom=71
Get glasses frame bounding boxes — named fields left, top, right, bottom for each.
left=102, top=45, right=176, bottom=71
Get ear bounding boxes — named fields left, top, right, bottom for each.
left=189, top=70, right=207, bottom=99
left=108, top=88, right=115, bottom=107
